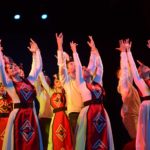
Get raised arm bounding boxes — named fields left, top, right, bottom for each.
left=87, top=36, right=97, bottom=74
left=86, top=36, right=103, bottom=85
left=27, top=39, right=42, bottom=85
left=38, top=71, right=53, bottom=97
left=116, top=40, right=130, bottom=99
left=93, top=49, right=103, bottom=85
left=70, top=41, right=84, bottom=85
left=125, top=39, right=149, bottom=96
left=56, top=33, right=69, bottom=85
left=34, top=76, right=43, bottom=98
left=0, top=40, right=13, bottom=87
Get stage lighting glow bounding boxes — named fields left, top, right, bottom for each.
left=14, top=14, right=21, bottom=20
left=41, top=14, right=48, bottom=20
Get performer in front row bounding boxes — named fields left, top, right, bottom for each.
left=70, top=36, right=114, bottom=150
left=0, top=39, right=43, bottom=150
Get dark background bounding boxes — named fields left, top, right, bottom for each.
left=0, top=0, right=150, bottom=149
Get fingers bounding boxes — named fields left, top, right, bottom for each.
left=56, top=32, right=63, bottom=38
left=87, top=41, right=90, bottom=46
left=115, top=47, right=121, bottom=51
left=27, top=46, right=31, bottom=51
left=88, top=35, right=93, bottom=41
left=55, top=33, right=58, bottom=38
left=137, top=60, right=144, bottom=66
left=70, top=41, right=78, bottom=52
left=59, top=32, right=63, bottom=37
left=54, top=55, right=58, bottom=59
left=119, top=40, right=123, bottom=45
left=30, top=38, right=35, bottom=43
left=70, top=41, right=78, bottom=46
left=130, top=41, right=132, bottom=46
left=88, top=35, right=94, bottom=43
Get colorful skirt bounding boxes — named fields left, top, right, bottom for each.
left=48, top=111, right=73, bottom=150
left=75, top=104, right=114, bottom=150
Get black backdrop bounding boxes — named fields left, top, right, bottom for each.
left=0, top=0, right=150, bottom=149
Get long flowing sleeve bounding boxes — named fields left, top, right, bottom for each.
left=73, top=51, right=91, bottom=102
left=117, top=52, right=129, bottom=99
left=93, top=51, right=103, bottom=85
left=127, top=51, right=149, bottom=96
left=73, top=52, right=84, bottom=85
left=34, top=78, right=42, bottom=98
left=28, top=50, right=42, bottom=85
left=0, top=51, right=13, bottom=87
left=57, top=50, right=69, bottom=85
left=87, top=51, right=97, bottom=75
left=39, top=72, right=54, bottom=98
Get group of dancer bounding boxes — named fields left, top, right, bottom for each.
left=0, top=33, right=149, bottom=150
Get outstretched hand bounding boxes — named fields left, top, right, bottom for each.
left=27, top=38, right=39, bottom=53
left=56, top=32, right=63, bottom=50
left=70, top=41, right=78, bottom=53
left=116, top=40, right=126, bottom=52
left=137, top=60, right=144, bottom=66
left=124, top=39, right=132, bottom=51
left=87, top=36, right=97, bottom=51
left=116, top=39, right=132, bottom=52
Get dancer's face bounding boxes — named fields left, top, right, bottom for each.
left=54, top=79, right=62, bottom=88
left=82, top=66, right=91, bottom=80
left=19, top=68, right=25, bottom=78
left=5, top=63, right=20, bottom=77
left=67, top=61, right=75, bottom=74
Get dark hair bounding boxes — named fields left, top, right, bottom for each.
left=138, top=66, right=150, bottom=80
left=19, top=63, right=23, bottom=69
left=66, top=56, right=74, bottom=65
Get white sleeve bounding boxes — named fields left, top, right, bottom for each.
left=57, top=50, right=69, bottom=85
left=87, top=51, right=97, bottom=75
left=28, top=50, right=42, bottom=85
left=34, top=79, right=42, bottom=98
left=39, top=72, right=53, bottom=98
left=117, top=52, right=129, bottom=98
left=73, top=52, right=84, bottom=85
left=93, top=52, right=103, bottom=85
left=0, top=51, right=13, bottom=87
left=127, top=51, right=149, bottom=96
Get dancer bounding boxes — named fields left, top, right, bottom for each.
left=37, top=71, right=73, bottom=150
left=56, top=33, right=82, bottom=136
left=47, top=74, right=73, bottom=150
left=0, top=83, right=12, bottom=150
left=124, top=39, right=150, bottom=150
left=70, top=37, right=114, bottom=150
left=116, top=40, right=141, bottom=149
left=34, top=72, right=52, bottom=150
left=0, top=39, right=43, bottom=150
left=116, top=40, right=141, bottom=139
